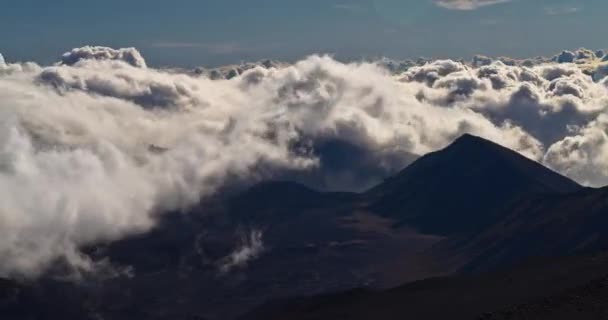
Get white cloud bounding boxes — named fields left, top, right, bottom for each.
left=219, top=229, right=265, bottom=273
left=434, top=0, right=512, bottom=10
left=544, top=114, right=608, bottom=186
left=544, top=5, right=581, bottom=16
left=2, top=45, right=608, bottom=278
left=61, top=46, right=147, bottom=68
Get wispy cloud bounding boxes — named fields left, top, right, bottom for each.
left=219, top=230, right=265, bottom=273
left=333, top=3, right=366, bottom=12
left=544, top=5, right=581, bottom=16
left=146, top=42, right=249, bottom=54
left=480, top=18, right=501, bottom=25
left=434, top=0, right=512, bottom=10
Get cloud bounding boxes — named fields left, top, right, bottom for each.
left=194, top=60, right=286, bottom=80
left=218, top=229, right=265, bottom=273
left=555, top=50, right=576, bottom=63
left=434, top=0, right=511, bottom=10
left=2, top=45, right=608, bottom=279
left=147, top=41, right=251, bottom=55
left=333, top=3, right=366, bottom=12
left=61, top=46, right=147, bottom=68
left=544, top=114, right=608, bottom=186
left=544, top=5, right=581, bottom=16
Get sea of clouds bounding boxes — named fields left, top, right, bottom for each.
left=2, top=45, right=608, bottom=278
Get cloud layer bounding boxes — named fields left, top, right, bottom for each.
left=434, top=0, right=511, bottom=10
left=1, top=46, right=608, bottom=278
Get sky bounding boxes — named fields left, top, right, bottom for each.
left=0, top=0, right=605, bottom=67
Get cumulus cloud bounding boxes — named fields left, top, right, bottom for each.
left=555, top=50, right=576, bottom=64
left=61, top=46, right=147, bottom=68
left=0, top=50, right=313, bottom=278
left=544, top=115, right=608, bottom=187
left=434, top=0, right=511, bottom=10
left=2, top=46, right=608, bottom=278
left=472, top=55, right=494, bottom=67
left=193, top=59, right=285, bottom=80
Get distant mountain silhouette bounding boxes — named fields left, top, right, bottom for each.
left=229, top=181, right=357, bottom=215
left=366, top=134, right=582, bottom=235
left=271, top=139, right=419, bottom=192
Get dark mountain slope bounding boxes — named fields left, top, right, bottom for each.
left=241, top=252, right=608, bottom=320
left=483, top=276, right=608, bottom=320
left=439, top=186, right=608, bottom=274
left=0, top=279, right=95, bottom=320
left=68, top=180, right=440, bottom=320
left=227, top=181, right=358, bottom=222
left=366, top=134, right=581, bottom=235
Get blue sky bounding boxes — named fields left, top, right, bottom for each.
left=0, top=0, right=603, bottom=67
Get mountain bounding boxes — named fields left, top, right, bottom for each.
left=365, top=134, right=582, bottom=235
left=438, top=186, right=608, bottom=274
left=227, top=181, right=358, bottom=222
left=482, top=276, right=608, bottom=320
left=0, top=134, right=596, bottom=320
left=241, top=252, right=608, bottom=320
left=85, top=135, right=592, bottom=319
left=0, top=279, right=94, bottom=320
left=66, top=180, right=442, bottom=320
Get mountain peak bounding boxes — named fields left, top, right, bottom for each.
left=445, top=133, right=508, bottom=154
left=451, top=133, right=499, bottom=147
left=453, top=132, right=480, bottom=142
left=366, top=134, right=582, bottom=235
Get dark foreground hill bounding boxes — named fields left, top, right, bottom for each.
left=483, top=276, right=608, bottom=320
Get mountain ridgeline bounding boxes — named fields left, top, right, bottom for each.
left=240, top=134, right=608, bottom=320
